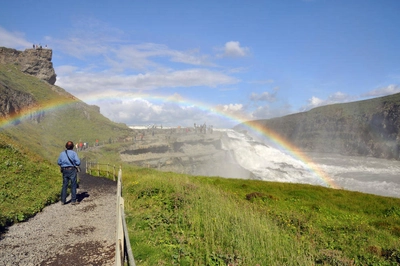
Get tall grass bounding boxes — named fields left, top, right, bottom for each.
left=0, top=64, right=132, bottom=162
left=0, top=134, right=60, bottom=229
left=2, top=63, right=400, bottom=264
left=122, top=167, right=400, bottom=265
left=123, top=168, right=315, bottom=265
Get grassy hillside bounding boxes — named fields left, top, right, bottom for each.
left=122, top=166, right=400, bottom=265
left=0, top=133, right=60, bottom=229
left=0, top=63, right=132, bottom=161
left=0, top=63, right=133, bottom=229
left=1, top=62, right=400, bottom=265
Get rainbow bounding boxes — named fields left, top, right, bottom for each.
left=241, top=120, right=338, bottom=188
left=0, top=97, right=78, bottom=129
left=0, top=92, right=338, bottom=189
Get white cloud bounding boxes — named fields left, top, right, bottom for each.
left=214, top=103, right=251, bottom=121
left=106, top=44, right=216, bottom=72
left=216, top=103, right=244, bottom=113
left=218, top=41, right=249, bottom=58
left=250, top=87, right=279, bottom=102
left=250, top=103, right=292, bottom=120
left=50, top=34, right=214, bottom=71
left=327, top=91, right=351, bottom=102
left=55, top=68, right=239, bottom=93
left=47, top=23, right=245, bottom=128
left=55, top=65, right=79, bottom=75
left=362, top=84, right=400, bottom=98
left=0, top=22, right=252, bottom=128
left=300, top=91, right=355, bottom=111
left=299, top=85, right=400, bottom=114
left=0, top=27, right=31, bottom=49
left=307, top=96, right=325, bottom=108
left=251, top=105, right=271, bottom=119
left=92, top=95, right=237, bottom=128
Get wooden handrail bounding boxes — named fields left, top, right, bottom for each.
left=86, top=163, right=135, bottom=265
left=86, top=162, right=118, bottom=181
left=116, top=167, right=136, bottom=266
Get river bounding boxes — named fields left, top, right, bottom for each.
left=221, top=129, right=400, bottom=198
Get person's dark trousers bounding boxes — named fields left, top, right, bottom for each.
left=61, top=168, right=77, bottom=204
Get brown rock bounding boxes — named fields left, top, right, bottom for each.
left=0, top=47, right=57, bottom=85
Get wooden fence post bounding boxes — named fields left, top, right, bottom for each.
left=116, top=167, right=123, bottom=265
left=88, top=163, right=135, bottom=265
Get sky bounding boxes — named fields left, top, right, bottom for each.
left=1, top=0, right=400, bottom=128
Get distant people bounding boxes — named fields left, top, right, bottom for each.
left=58, top=141, right=81, bottom=205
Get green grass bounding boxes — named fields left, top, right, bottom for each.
left=2, top=128, right=400, bottom=264
left=122, top=166, right=400, bottom=265
left=2, top=63, right=400, bottom=264
left=0, top=134, right=60, bottom=229
left=0, top=63, right=133, bottom=230
left=0, top=63, right=132, bottom=162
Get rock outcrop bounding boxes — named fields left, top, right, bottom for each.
left=0, top=80, right=43, bottom=123
left=236, top=93, right=400, bottom=160
left=0, top=47, right=56, bottom=85
left=120, top=130, right=256, bottom=179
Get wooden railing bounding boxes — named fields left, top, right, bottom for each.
left=86, top=161, right=118, bottom=181
left=116, top=167, right=136, bottom=266
left=86, top=162, right=136, bottom=265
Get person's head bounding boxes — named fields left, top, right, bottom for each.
left=65, top=141, right=74, bottom=150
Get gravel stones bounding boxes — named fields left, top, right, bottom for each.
left=0, top=172, right=117, bottom=265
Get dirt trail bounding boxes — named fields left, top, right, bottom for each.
left=0, top=168, right=117, bottom=266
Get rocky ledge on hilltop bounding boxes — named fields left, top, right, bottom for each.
left=0, top=46, right=57, bottom=85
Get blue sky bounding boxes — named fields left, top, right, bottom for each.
left=1, top=0, right=400, bottom=128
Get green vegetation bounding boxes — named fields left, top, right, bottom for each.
left=122, top=166, right=400, bottom=265
left=0, top=63, right=132, bottom=229
left=1, top=63, right=400, bottom=265
left=0, top=64, right=131, bottom=161
left=0, top=134, right=60, bottom=229
left=246, top=91, right=400, bottom=159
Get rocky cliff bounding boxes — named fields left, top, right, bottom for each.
left=0, top=47, right=56, bottom=85
left=235, top=93, right=400, bottom=160
left=0, top=79, right=43, bottom=123
left=120, top=129, right=256, bottom=179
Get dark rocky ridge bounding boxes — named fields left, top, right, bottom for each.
left=235, top=93, right=400, bottom=160
left=0, top=80, right=43, bottom=123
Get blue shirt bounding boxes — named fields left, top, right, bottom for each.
left=58, top=150, right=81, bottom=167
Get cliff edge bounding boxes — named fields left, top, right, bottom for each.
left=0, top=47, right=56, bottom=85
left=235, top=93, right=400, bottom=160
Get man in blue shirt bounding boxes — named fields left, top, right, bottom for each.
left=58, top=141, right=81, bottom=205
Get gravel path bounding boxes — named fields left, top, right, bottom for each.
left=0, top=169, right=117, bottom=266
